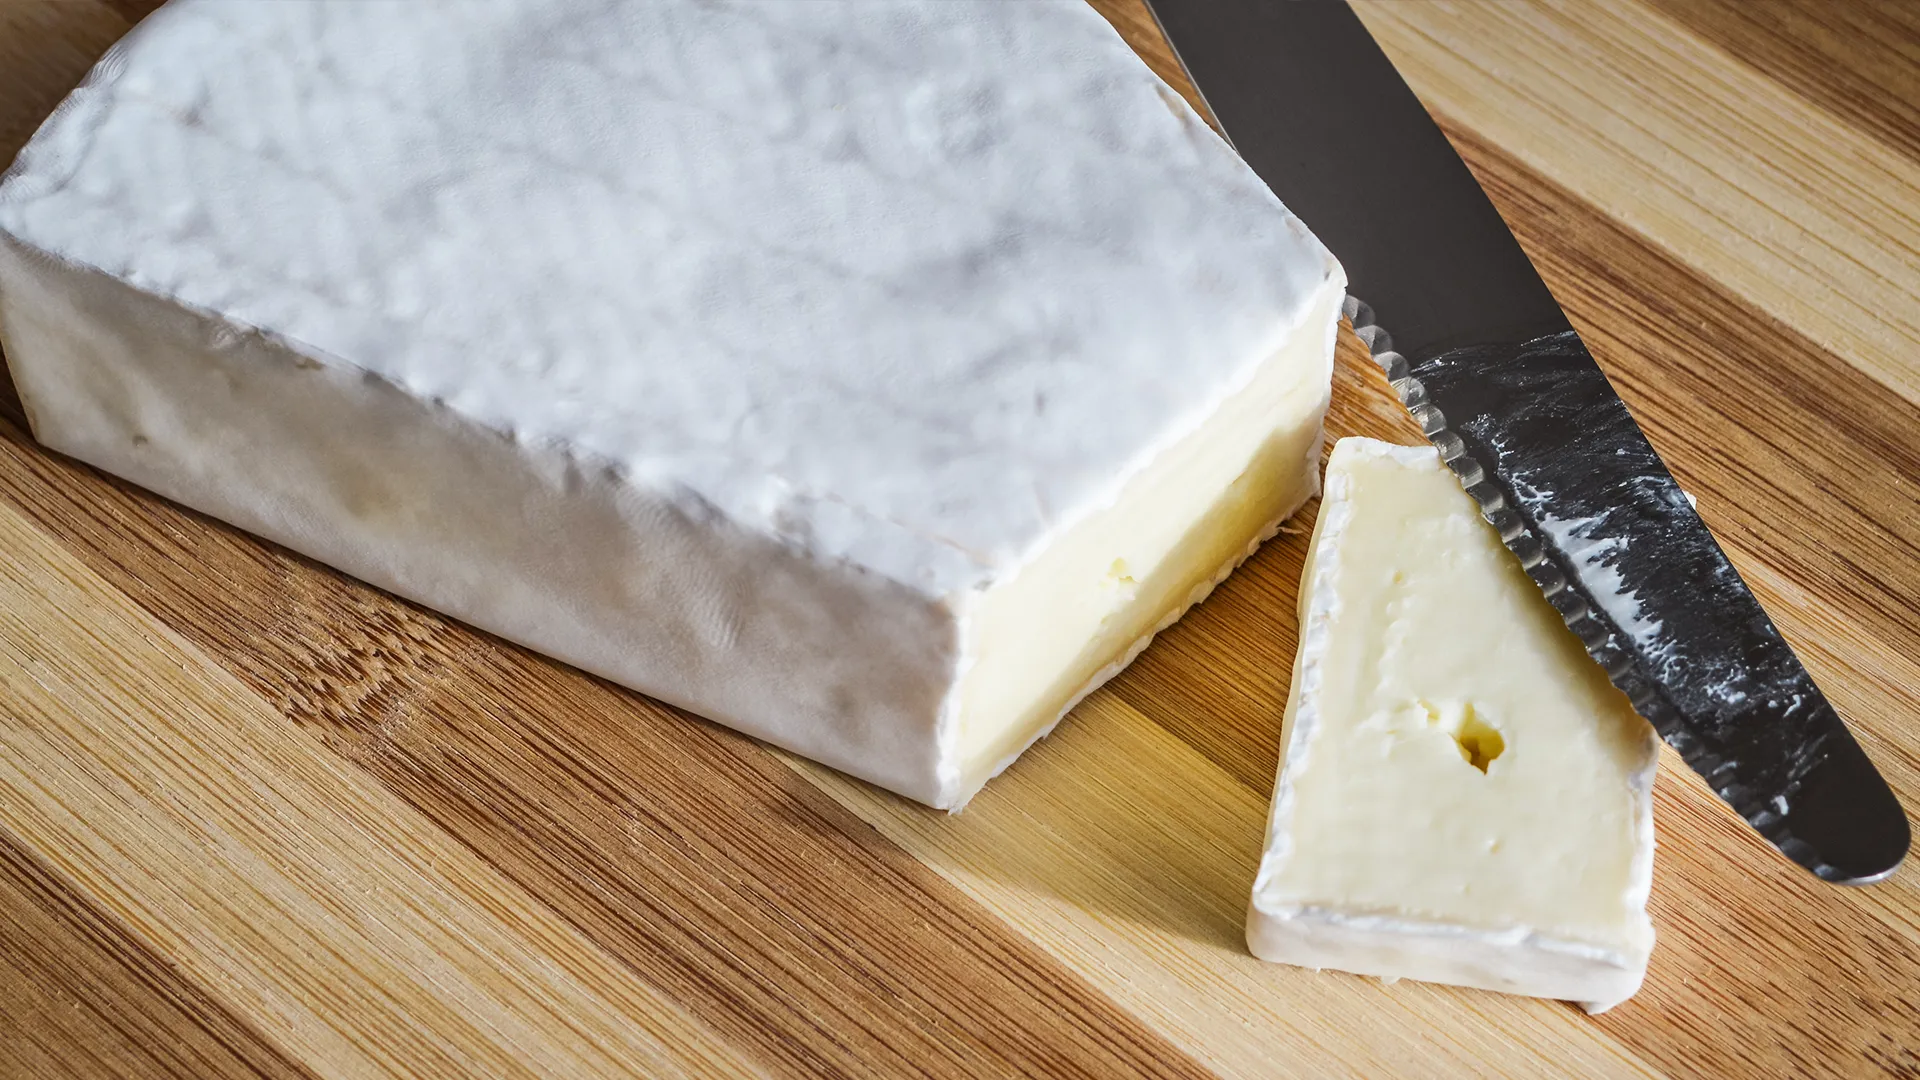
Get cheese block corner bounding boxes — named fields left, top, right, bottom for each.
left=1249, top=437, right=1658, bottom=1012
left=0, top=0, right=1343, bottom=807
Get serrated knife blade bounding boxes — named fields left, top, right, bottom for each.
left=1146, top=0, right=1908, bottom=883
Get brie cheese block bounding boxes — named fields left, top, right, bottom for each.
left=1249, top=438, right=1658, bottom=1012
left=0, top=0, right=1344, bottom=807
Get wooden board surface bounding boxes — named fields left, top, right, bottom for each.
left=2, top=2, right=1917, bottom=1076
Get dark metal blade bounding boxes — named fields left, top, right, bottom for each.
left=1147, top=0, right=1908, bottom=883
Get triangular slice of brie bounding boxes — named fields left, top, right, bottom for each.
left=1249, top=437, right=1658, bottom=1013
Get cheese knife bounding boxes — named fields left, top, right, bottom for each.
left=1145, top=0, right=1909, bottom=883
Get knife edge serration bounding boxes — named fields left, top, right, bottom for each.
left=1142, top=0, right=1904, bottom=882
left=1337, top=295, right=1873, bottom=879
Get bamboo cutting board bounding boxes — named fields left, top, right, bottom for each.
left=3, top=2, right=1918, bottom=1076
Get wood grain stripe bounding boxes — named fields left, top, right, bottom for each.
left=90, top=0, right=161, bottom=29
left=1644, top=0, right=1920, bottom=169
left=1112, top=78, right=1920, bottom=846
left=351, top=649, right=1219, bottom=1079
left=0, top=416, right=1217, bottom=1080
left=1433, top=119, right=1920, bottom=808
left=1627, top=751, right=1920, bottom=1080
left=0, top=834, right=316, bottom=1080
left=1443, top=118, right=1920, bottom=676
left=1070, top=31, right=1920, bottom=1069
left=4, top=1, right=1919, bottom=1075
left=1093, top=102, right=1920, bottom=1075
left=797, top=692, right=1661, bottom=1080
left=1710, top=551, right=1920, bottom=948
left=0, top=500, right=752, bottom=1079
left=1352, top=0, right=1920, bottom=408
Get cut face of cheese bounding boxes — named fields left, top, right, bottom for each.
left=953, top=299, right=1337, bottom=789
left=1249, top=438, right=1658, bottom=1012
left=0, top=0, right=1343, bottom=808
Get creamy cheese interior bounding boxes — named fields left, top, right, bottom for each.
left=952, top=288, right=1341, bottom=791
left=1262, top=442, right=1655, bottom=950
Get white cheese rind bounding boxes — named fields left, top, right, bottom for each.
left=0, top=0, right=1342, bottom=806
left=1249, top=438, right=1657, bottom=1012
left=0, top=240, right=964, bottom=797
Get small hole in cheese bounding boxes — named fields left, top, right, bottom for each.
left=1452, top=704, right=1505, bottom=773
